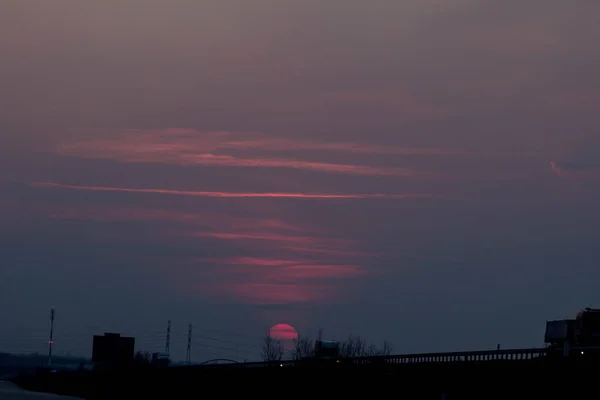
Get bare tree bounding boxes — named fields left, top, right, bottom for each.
left=365, top=341, right=393, bottom=356
left=365, top=344, right=378, bottom=357
left=261, top=334, right=284, bottom=362
left=292, top=336, right=315, bottom=360
left=339, top=335, right=367, bottom=357
left=133, top=350, right=152, bottom=368
left=381, top=340, right=393, bottom=356
left=339, top=335, right=394, bottom=357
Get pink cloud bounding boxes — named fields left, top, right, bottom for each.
left=193, top=232, right=356, bottom=248
left=36, top=205, right=310, bottom=237
left=31, top=203, right=359, bottom=260
left=31, top=181, right=432, bottom=200
left=223, top=283, right=332, bottom=304
left=45, top=206, right=201, bottom=223
left=29, top=184, right=383, bottom=305
left=198, top=257, right=363, bottom=279
left=278, top=264, right=364, bottom=279
left=222, top=136, right=467, bottom=156
left=54, top=129, right=466, bottom=177
left=175, top=230, right=368, bottom=303
left=276, top=246, right=373, bottom=258
left=205, top=257, right=309, bottom=267
left=550, top=161, right=600, bottom=178
left=550, top=161, right=568, bottom=177
left=176, top=153, right=414, bottom=177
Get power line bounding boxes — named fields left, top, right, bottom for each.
left=190, top=341, right=253, bottom=356
left=3, top=318, right=267, bottom=361
left=193, top=333, right=260, bottom=349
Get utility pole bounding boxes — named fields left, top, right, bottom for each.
left=165, top=320, right=171, bottom=355
left=186, top=324, right=192, bottom=365
left=48, top=307, right=55, bottom=367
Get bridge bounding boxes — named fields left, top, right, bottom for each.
left=189, top=345, right=597, bottom=369
left=12, top=346, right=599, bottom=399
left=345, top=347, right=546, bottom=365
left=198, top=359, right=239, bottom=365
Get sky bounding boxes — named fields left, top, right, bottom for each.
left=1, top=0, right=599, bottom=362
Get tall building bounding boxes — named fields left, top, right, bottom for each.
left=92, top=332, right=135, bottom=367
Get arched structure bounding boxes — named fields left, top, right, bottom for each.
left=198, top=358, right=239, bottom=365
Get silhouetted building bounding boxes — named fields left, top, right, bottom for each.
left=575, top=308, right=600, bottom=346
left=315, top=340, right=340, bottom=358
left=545, top=319, right=575, bottom=346
left=92, top=333, right=135, bottom=367
left=151, top=352, right=171, bottom=368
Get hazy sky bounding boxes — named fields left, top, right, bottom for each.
left=1, top=0, right=599, bottom=361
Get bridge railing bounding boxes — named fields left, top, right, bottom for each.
left=185, top=345, right=600, bottom=369
left=347, top=347, right=548, bottom=366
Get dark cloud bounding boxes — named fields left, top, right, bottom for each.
left=551, top=161, right=600, bottom=176
left=551, top=135, right=600, bottom=177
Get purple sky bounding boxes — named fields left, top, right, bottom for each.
left=1, top=1, right=599, bottom=361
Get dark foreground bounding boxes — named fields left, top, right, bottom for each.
left=0, top=380, right=80, bottom=399
left=12, top=357, right=599, bottom=400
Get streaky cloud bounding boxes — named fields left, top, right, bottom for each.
left=30, top=182, right=434, bottom=200
left=193, top=232, right=356, bottom=246
left=550, top=161, right=600, bottom=178
left=54, top=129, right=465, bottom=177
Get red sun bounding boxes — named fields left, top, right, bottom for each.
left=268, top=323, right=298, bottom=349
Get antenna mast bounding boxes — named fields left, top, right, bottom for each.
left=48, top=307, right=55, bottom=367
left=165, top=320, right=171, bottom=355
left=186, top=324, right=192, bottom=365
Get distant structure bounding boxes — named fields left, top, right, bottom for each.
left=186, top=324, right=192, bottom=365
left=48, top=307, right=55, bottom=367
left=165, top=320, right=171, bottom=355
left=151, top=352, right=171, bottom=368
left=313, top=328, right=339, bottom=358
left=315, top=340, right=340, bottom=358
left=92, top=333, right=135, bottom=368
left=545, top=307, right=600, bottom=357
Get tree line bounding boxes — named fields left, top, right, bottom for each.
left=261, top=333, right=393, bottom=362
left=132, top=334, right=394, bottom=365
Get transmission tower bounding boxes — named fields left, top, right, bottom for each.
left=186, top=324, right=192, bottom=365
left=48, top=307, right=55, bottom=367
left=165, top=320, right=171, bottom=354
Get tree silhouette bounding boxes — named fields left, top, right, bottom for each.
left=133, top=351, right=152, bottom=368
left=381, top=340, right=393, bottom=356
left=339, top=335, right=367, bottom=357
left=339, top=335, right=393, bottom=357
left=292, top=336, right=315, bottom=360
left=261, top=334, right=284, bottom=362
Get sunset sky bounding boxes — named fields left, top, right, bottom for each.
left=1, top=1, right=599, bottom=361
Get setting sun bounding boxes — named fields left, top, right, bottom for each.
left=268, top=324, right=299, bottom=350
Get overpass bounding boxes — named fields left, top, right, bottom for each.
left=187, top=345, right=597, bottom=369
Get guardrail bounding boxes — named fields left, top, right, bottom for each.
left=348, top=347, right=547, bottom=366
